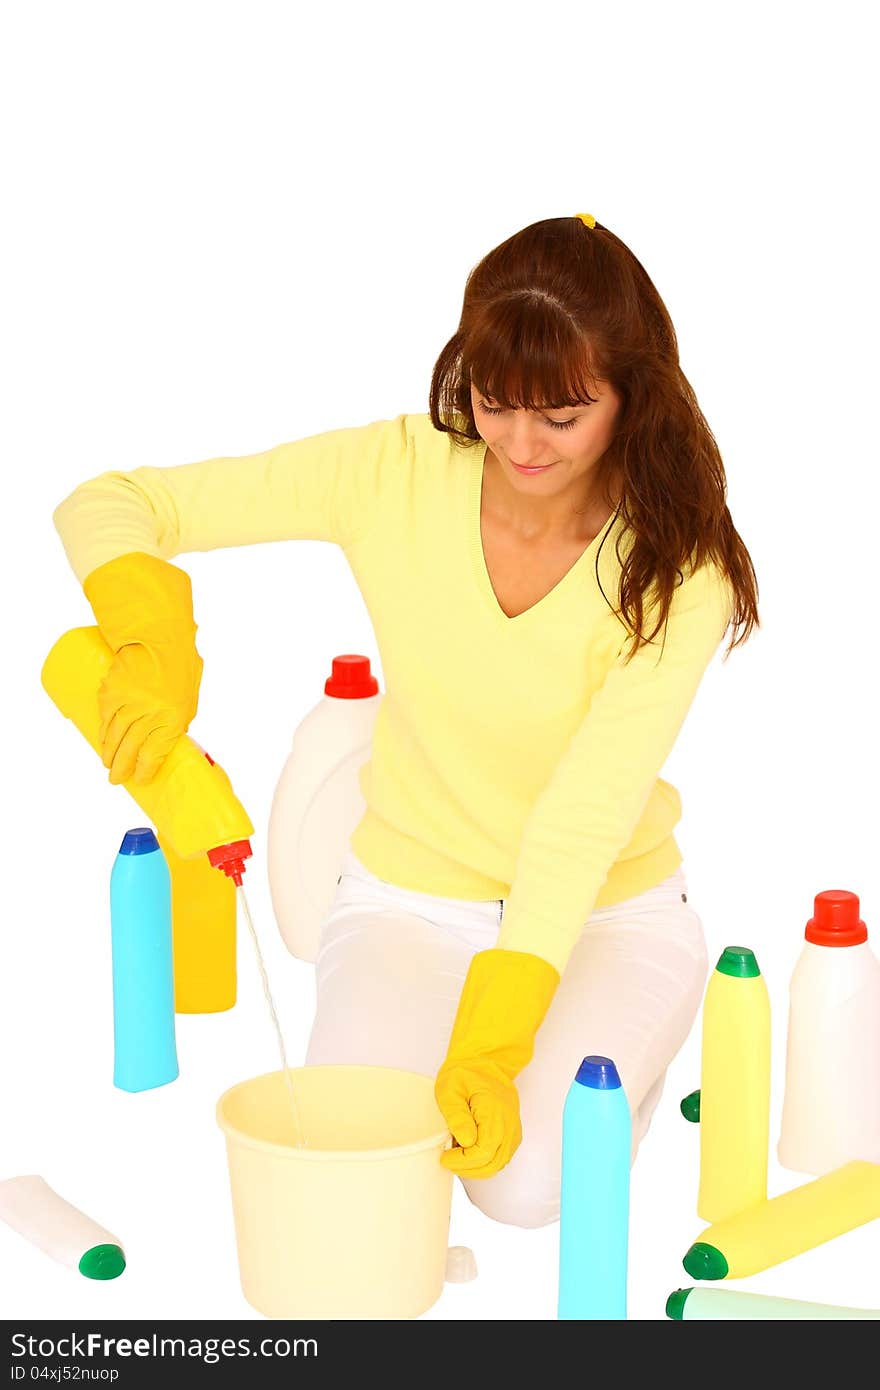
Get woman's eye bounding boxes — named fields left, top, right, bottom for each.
left=479, top=401, right=577, bottom=431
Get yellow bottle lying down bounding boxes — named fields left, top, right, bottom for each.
left=683, top=1160, right=880, bottom=1279
left=41, top=626, right=253, bottom=1011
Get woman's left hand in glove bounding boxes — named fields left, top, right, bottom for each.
left=434, top=948, right=560, bottom=1179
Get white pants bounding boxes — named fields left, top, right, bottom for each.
left=305, top=848, right=708, bottom=1229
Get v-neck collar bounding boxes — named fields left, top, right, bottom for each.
left=466, top=441, right=619, bottom=629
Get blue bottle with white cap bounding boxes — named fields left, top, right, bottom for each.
left=110, top=827, right=178, bottom=1092
left=558, top=1055, right=631, bottom=1319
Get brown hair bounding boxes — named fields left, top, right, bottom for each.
left=428, top=216, right=759, bottom=661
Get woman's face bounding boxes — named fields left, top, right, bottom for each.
left=469, top=377, right=623, bottom=498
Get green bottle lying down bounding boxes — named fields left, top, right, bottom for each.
left=667, top=1287, right=880, bottom=1320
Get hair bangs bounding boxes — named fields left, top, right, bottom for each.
left=466, top=307, right=602, bottom=412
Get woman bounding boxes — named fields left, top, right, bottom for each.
left=53, top=213, right=759, bottom=1229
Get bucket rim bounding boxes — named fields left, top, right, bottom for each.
left=215, top=1063, right=453, bottom=1162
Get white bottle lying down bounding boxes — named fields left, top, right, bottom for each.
left=0, top=1176, right=126, bottom=1280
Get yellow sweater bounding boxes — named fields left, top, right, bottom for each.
left=54, top=411, right=734, bottom=974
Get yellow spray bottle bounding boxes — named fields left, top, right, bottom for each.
left=159, top=835, right=237, bottom=1013
left=698, top=946, right=771, bottom=1223
left=41, top=627, right=253, bottom=1010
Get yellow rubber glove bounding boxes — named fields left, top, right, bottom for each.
left=82, top=552, right=204, bottom=786
left=435, top=947, right=560, bottom=1178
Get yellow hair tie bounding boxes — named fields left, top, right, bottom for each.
left=575, top=212, right=596, bottom=229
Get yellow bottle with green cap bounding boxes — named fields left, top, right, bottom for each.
left=683, top=1160, right=880, bottom=1279
left=698, top=946, right=771, bottom=1223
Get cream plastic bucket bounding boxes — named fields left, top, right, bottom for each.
left=216, top=1064, right=454, bottom=1319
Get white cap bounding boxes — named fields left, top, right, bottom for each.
left=445, top=1245, right=478, bottom=1283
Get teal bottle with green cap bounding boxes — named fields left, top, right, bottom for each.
left=697, top=946, right=770, bottom=1223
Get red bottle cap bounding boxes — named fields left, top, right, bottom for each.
left=207, top=839, right=253, bottom=887
left=805, top=890, right=867, bottom=947
left=324, top=654, right=379, bottom=698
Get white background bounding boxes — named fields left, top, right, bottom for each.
left=2, top=0, right=878, bottom=1325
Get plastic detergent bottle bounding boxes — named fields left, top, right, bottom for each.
left=697, top=946, right=770, bottom=1224
left=558, top=1055, right=631, bottom=1320
left=666, top=1286, right=880, bottom=1320
left=158, top=832, right=236, bottom=1014
left=42, top=627, right=253, bottom=872
left=268, top=654, right=381, bottom=962
left=0, top=1176, right=125, bottom=1280
left=683, top=1159, right=880, bottom=1280
left=778, top=889, right=880, bottom=1175
left=42, top=626, right=308, bottom=1137
left=42, top=626, right=253, bottom=1010
left=110, top=828, right=178, bottom=1092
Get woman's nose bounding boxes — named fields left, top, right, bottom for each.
left=504, top=419, right=550, bottom=466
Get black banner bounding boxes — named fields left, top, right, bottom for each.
left=2, top=1318, right=654, bottom=1382
left=1, top=1315, right=850, bottom=1381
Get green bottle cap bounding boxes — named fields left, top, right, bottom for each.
left=682, top=1241, right=729, bottom=1280
left=78, top=1243, right=126, bottom=1280
left=679, top=1088, right=701, bottom=1122
left=666, top=1288, right=692, bottom=1319
left=715, top=946, right=761, bottom=978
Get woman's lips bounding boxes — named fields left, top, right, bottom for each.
left=511, top=461, right=556, bottom=475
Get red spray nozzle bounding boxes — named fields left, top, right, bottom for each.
left=207, top=839, right=253, bottom=886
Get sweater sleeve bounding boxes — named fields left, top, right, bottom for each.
left=495, top=558, right=735, bottom=975
left=52, top=413, right=410, bottom=583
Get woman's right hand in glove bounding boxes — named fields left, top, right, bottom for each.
left=82, top=551, right=204, bottom=785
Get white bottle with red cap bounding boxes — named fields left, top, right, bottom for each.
left=267, top=654, right=382, bottom=963
left=777, top=889, right=880, bottom=1175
